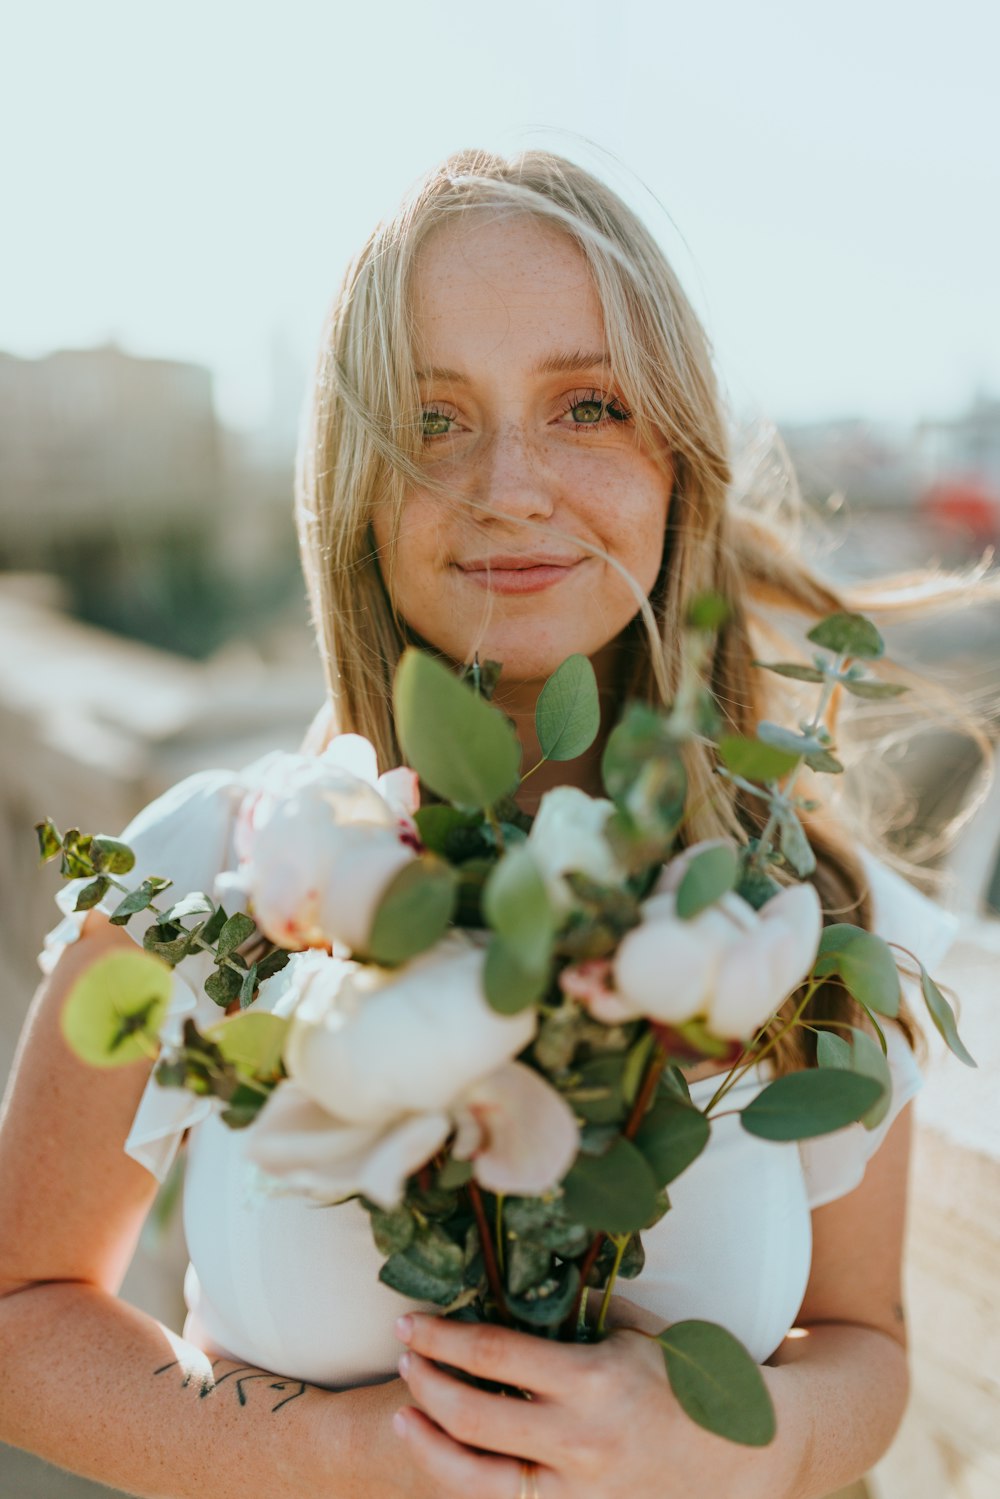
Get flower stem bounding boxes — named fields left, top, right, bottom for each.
left=597, top=1237, right=629, bottom=1335
left=702, top=975, right=823, bottom=1115
left=495, top=1192, right=506, bottom=1277
left=467, top=1180, right=511, bottom=1326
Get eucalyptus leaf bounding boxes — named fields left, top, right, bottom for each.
left=838, top=677, right=908, bottom=700
left=675, top=844, right=738, bottom=919
left=814, top=925, right=901, bottom=1016
left=156, top=891, right=216, bottom=927
left=536, top=654, right=601, bottom=761
left=482, top=845, right=557, bottom=971
left=560, top=1136, right=661, bottom=1233
left=239, top=961, right=259, bottom=1010
left=206, top=1012, right=288, bottom=1078
left=657, top=1320, right=776, bottom=1446
left=413, top=805, right=482, bottom=857
left=503, top=1195, right=591, bottom=1257
left=634, top=1095, right=711, bottom=1186
left=778, top=811, right=816, bottom=877
left=73, top=875, right=110, bottom=911
left=108, top=880, right=165, bottom=925
left=757, top=721, right=826, bottom=757
left=920, top=965, right=977, bottom=1067
left=717, top=736, right=798, bottom=783
left=60, top=949, right=172, bottom=1068
left=507, top=1238, right=554, bottom=1297
left=806, top=612, right=884, bottom=660
left=366, top=1203, right=416, bottom=1257
left=367, top=855, right=458, bottom=966
left=216, top=912, right=257, bottom=961
left=687, top=592, right=730, bottom=631
left=506, top=1263, right=581, bottom=1327
left=394, top=648, right=521, bottom=809
left=740, top=1068, right=885, bottom=1141
left=90, top=836, right=136, bottom=875
left=483, top=935, right=550, bottom=1014
left=752, top=660, right=826, bottom=684
left=35, top=818, right=62, bottom=862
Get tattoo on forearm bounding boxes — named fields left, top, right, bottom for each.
left=892, top=1301, right=906, bottom=1325
left=154, top=1359, right=310, bottom=1413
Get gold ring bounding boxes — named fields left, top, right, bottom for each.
left=518, top=1459, right=540, bottom=1499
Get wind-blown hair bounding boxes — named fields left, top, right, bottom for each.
left=294, top=147, right=998, bottom=1075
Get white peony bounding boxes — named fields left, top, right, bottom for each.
left=526, top=785, right=626, bottom=914
left=245, top=939, right=579, bottom=1209
left=218, top=734, right=421, bottom=956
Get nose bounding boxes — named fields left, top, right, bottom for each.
left=475, top=422, right=557, bottom=522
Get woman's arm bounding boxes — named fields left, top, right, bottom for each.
left=389, top=1106, right=918, bottom=1499
left=0, top=911, right=425, bottom=1499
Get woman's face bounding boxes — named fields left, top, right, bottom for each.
left=371, top=213, right=672, bottom=685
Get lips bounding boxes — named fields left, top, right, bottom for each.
left=455, top=554, right=585, bottom=595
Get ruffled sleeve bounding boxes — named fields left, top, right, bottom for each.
left=37, top=767, right=251, bottom=1183
left=797, top=848, right=960, bottom=1210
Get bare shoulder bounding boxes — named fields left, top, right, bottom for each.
left=796, top=1101, right=915, bottom=1349
left=0, top=909, right=160, bottom=1298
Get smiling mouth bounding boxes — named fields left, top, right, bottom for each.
left=454, top=555, right=585, bottom=595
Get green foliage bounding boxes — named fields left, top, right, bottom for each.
left=813, top=925, right=901, bottom=1016
left=73, top=876, right=111, bottom=911
left=561, top=1137, right=661, bottom=1233
left=34, top=818, right=62, bottom=862
left=505, top=1263, right=581, bottom=1327
left=379, top=1221, right=466, bottom=1306
left=89, top=836, right=137, bottom=875
left=717, top=736, right=798, bottom=783
left=657, top=1320, right=776, bottom=1446
left=563, top=1053, right=629, bottom=1125
left=503, top=1194, right=592, bottom=1257
left=60, top=949, right=172, bottom=1068
left=634, top=1095, right=711, bottom=1186
left=394, top=648, right=521, bottom=809
left=675, top=844, right=738, bottom=919
left=367, top=856, right=458, bottom=966
left=739, top=1069, right=885, bottom=1141
left=216, top=912, right=257, bottom=961
left=816, top=1025, right=893, bottom=1128
left=753, top=660, right=826, bottom=684
left=108, top=877, right=173, bottom=925
left=920, top=965, right=977, bottom=1067
left=413, top=805, right=482, bottom=858
left=777, top=810, right=816, bottom=877
left=535, top=654, right=601, bottom=761
left=205, top=1012, right=288, bottom=1079
left=483, top=934, right=551, bottom=1014
left=686, top=592, right=730, bottom=631
left=806, top=612, right=884, bottom=660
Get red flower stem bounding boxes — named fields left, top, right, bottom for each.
left=561, top=1040, right=669, bottom=1339
left=467, top=1179, right=512, bottom=1326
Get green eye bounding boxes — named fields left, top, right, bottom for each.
left=421, top=409, right=452, bottom=438
left=571, top=400, right=605, bottom=424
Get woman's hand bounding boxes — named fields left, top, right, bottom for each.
left=392, top=1295, right=800, bottom=1499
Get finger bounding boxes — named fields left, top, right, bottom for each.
left=397, top=1314, right=591, bottom=1398
left=399, top=1348, right=556, bottom=1463
left=394, top=1403, right=549, bottom=1499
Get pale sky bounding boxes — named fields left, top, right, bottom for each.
left=3, top=0, right=998, bottom=433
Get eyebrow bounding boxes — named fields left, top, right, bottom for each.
left=415, top=349, right=611, bottom=384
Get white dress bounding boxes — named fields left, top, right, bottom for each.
left=37, top=761, right=959, bottom=1386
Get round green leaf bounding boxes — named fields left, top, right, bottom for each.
left=482, top=845, right=556, bottom=969
left=718, top=736, right=798, bottom=783
left=90, top=836, right=136, bottom=875
left=560, top=1136, right=661, bottom=1234
left=752, top=660, right=826, bottom=684
left=814, top=925, right=901, bottom=1016
left=740, top=1068, right=885, bottom=1141
left=806, top=612, right=884, bottom=660
left=206, top=1012, right=289, bottom=1078
left=394, top=648, right=521, bottom=809
left=634, top=1095, right=711, bottom=1186
left=60, top=948, right=172, bottom=1068
left=367, top=855, right=458, bottom=966
left=675, top=844, right=738, bottom=919
left=483, top=934, right=550, bottom=1014
left=657, top=1320, right=776, bottom=1446
left=535, top=654, right=601, bottom=761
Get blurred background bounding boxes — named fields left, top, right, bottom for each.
left=1, top=2, right=998, bottom=1495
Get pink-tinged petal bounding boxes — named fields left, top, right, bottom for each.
left=560, top=960, right=641, bottom=1024
left=454, top=1062, right=580, bottom=1196
left=245, top=1082, right=450, bottom=1210
left=653, top=839, right=735, bottom=896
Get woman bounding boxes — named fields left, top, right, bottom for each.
left=0, top=149, right=987, bottom=1498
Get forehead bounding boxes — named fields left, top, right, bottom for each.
left=408, top=213, right=606, bottom=368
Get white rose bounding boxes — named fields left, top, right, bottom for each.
left=527, top=786, right=626, bottom=913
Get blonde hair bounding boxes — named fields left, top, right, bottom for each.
left=294, top=147, right=998, bottom=1075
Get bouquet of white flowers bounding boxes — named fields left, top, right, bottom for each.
left=39, top=602, right=974, bottom=1449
